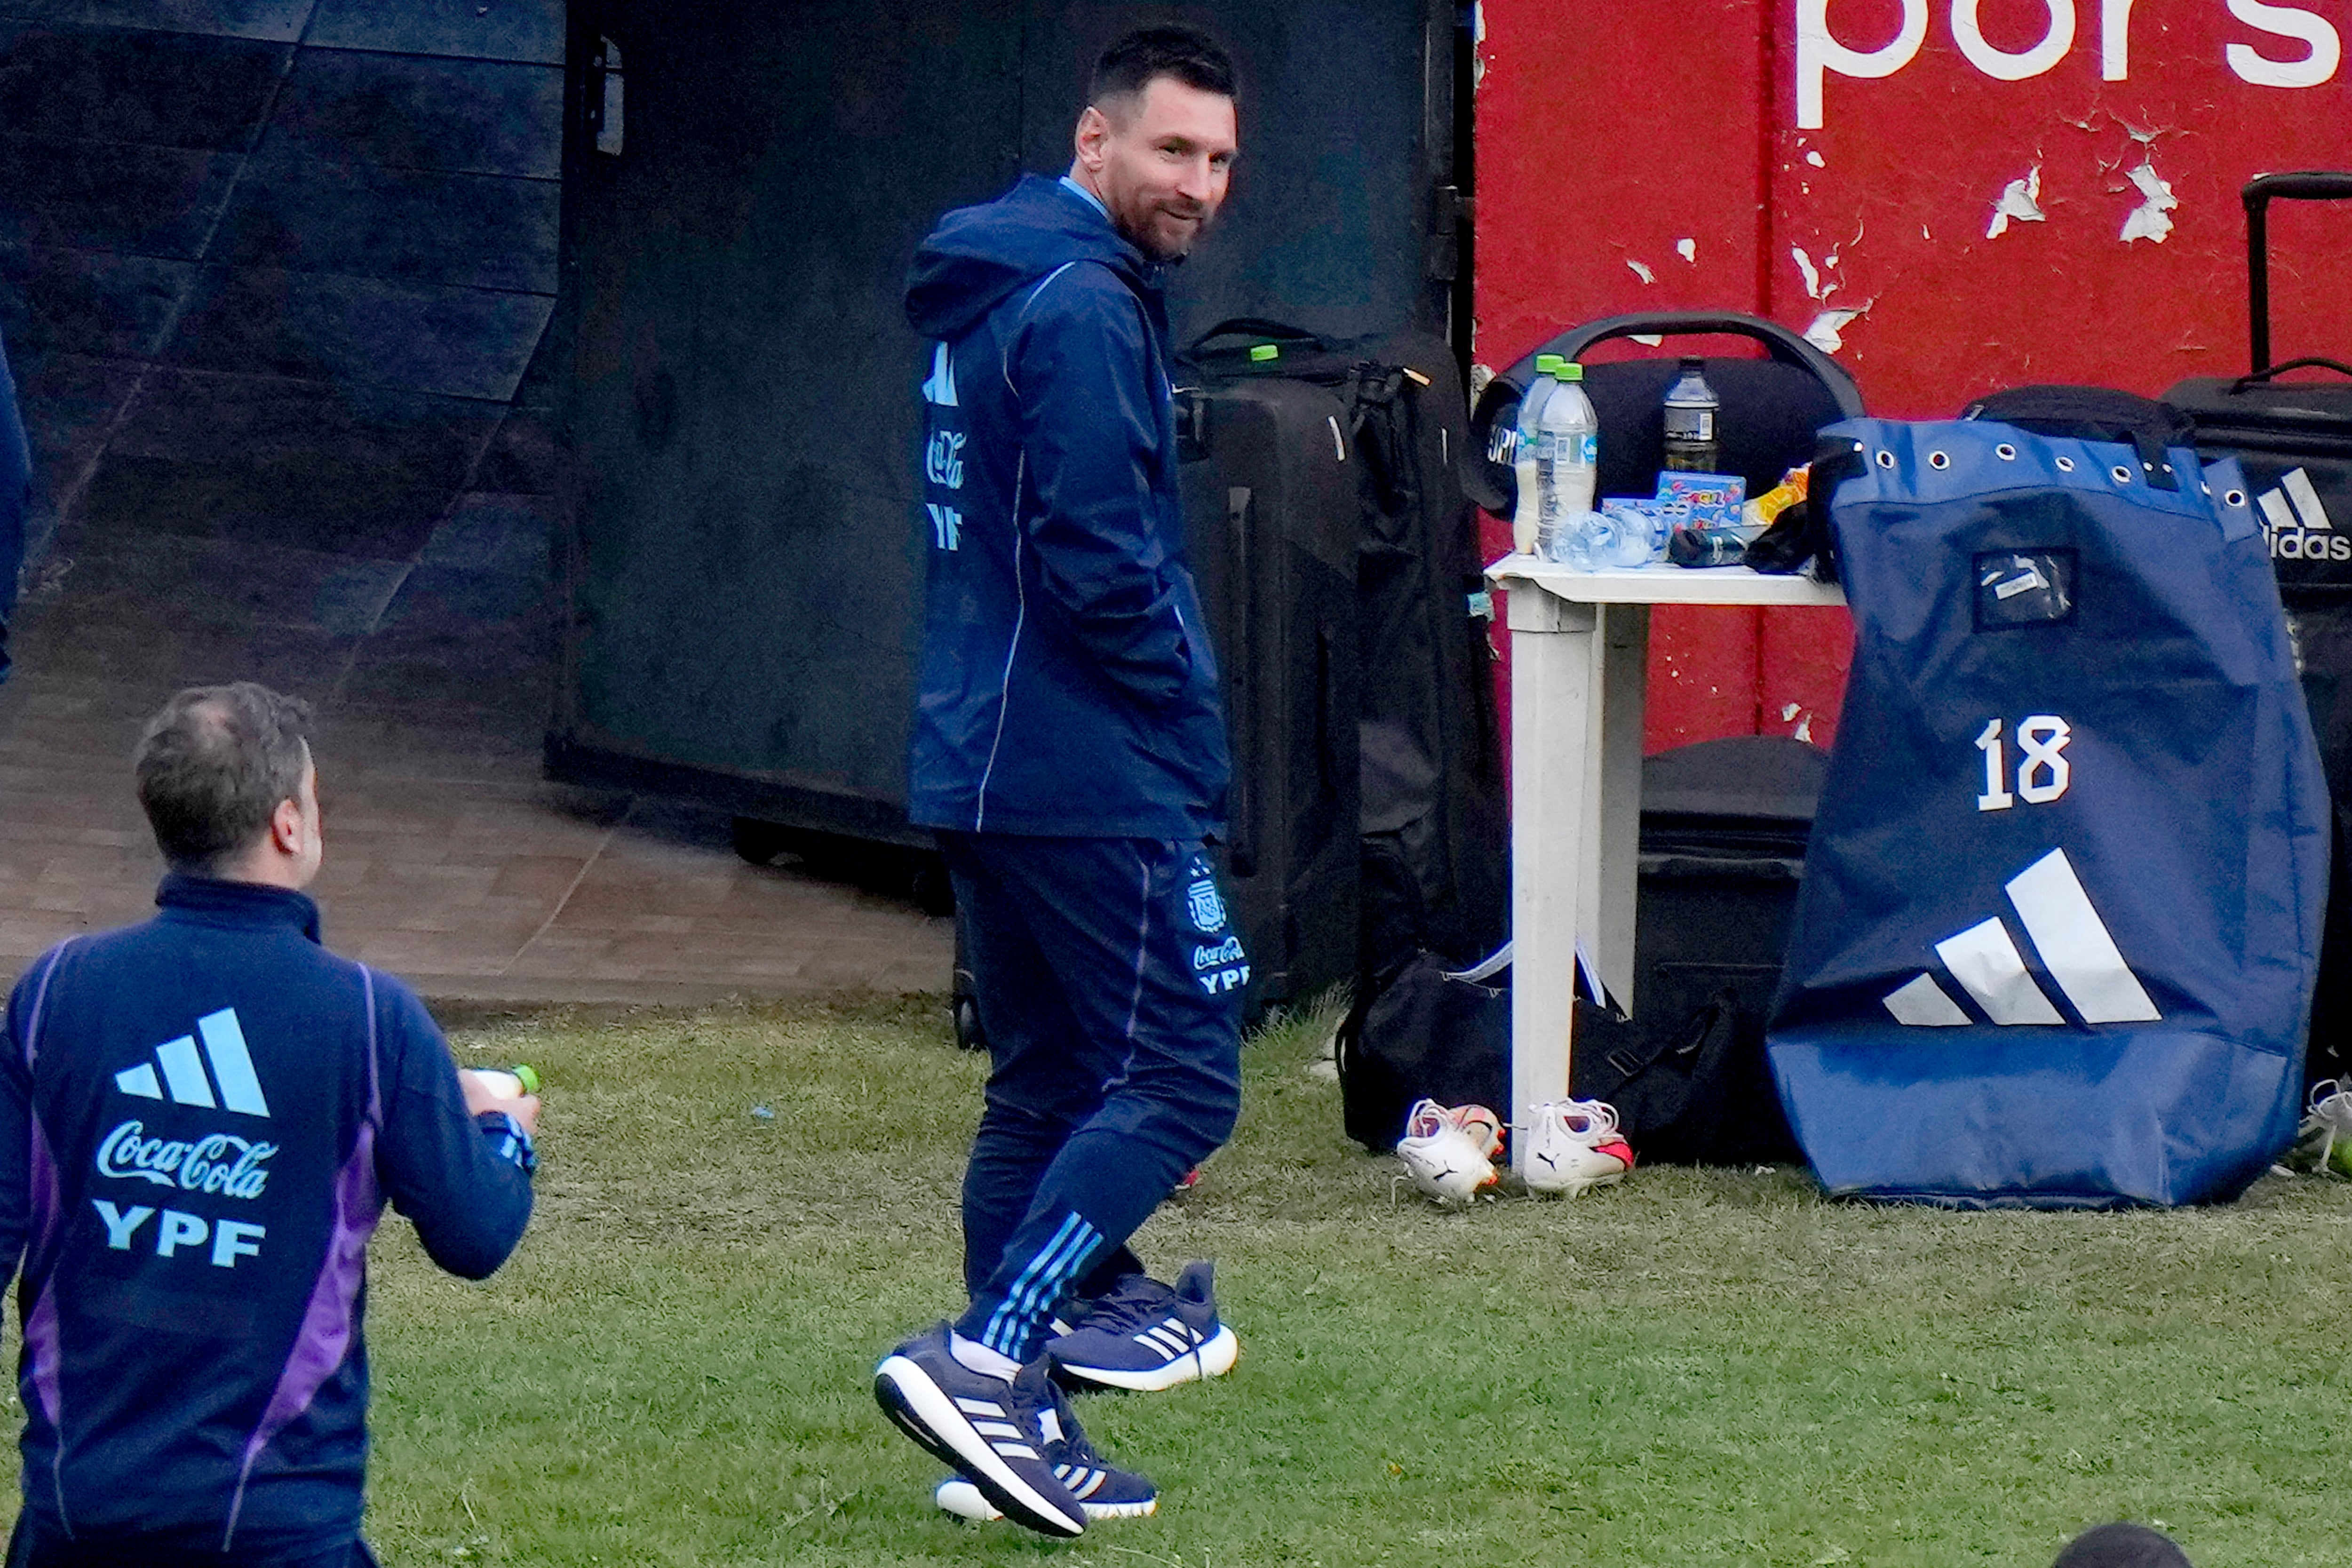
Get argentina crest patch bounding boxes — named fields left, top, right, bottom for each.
left=1184, top=859, right=1228, bottom=934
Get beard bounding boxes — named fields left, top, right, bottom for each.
left=1117, top=198, right=1212, bottom=261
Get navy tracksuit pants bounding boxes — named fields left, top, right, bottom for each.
left=940, top=832, right=1247, bottom=1363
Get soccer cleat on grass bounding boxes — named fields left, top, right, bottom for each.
left=933, top=1377, right=1157, bottom=1522
left=1395, top=1098, right=1504, bottom=1202
left=874, top=1325, right=1088, bottom=1538
left=2299, top=1077, right=2352, bottom=1177
left=1522, top=1098, right=1634, bottom=1196
left=1047, top=1260, right=1240, bottom=1392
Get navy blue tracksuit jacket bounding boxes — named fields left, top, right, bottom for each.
left=904, top=174, right=1230, bottom=839
left=0, top=875, right=533, bottom=1557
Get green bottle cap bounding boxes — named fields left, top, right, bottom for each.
left=1534, top=353, right=1565, bottom=375
left=1249, top=343, right=1280, bottom=362
left=513, top=1064, right=541, bottom=1096
left=1557, top=362, right=1584, bottom=382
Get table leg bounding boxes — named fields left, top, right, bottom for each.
left=1592, top=604, right=1650, bottom=1013
left=1506, top=588, right=1596, bottom=1172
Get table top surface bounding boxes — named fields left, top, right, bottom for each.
left=1486, top=553, right=1848, bottom=607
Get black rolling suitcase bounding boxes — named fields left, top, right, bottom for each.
left=1178, top=340, right=1363, bottom=1018
left=1182, top=320, right=1509, bottom=1018
left=1342, top=330, right=1508, bottom=977
left=2165, top=171, right=2352, bottom=1088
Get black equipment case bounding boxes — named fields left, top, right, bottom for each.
left=1178, top=337, right=1363, bottom=1016
left=2165, top=171, right=2352, bottom=1087
left=1177, top=320, right=1506, bottom=1014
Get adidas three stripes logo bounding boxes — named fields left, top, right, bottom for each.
left=1883, top=847, right=2160, bottom=1028
left=953, top=1395, right=1039, bottom=1461
left=1129, top=1316, right=1205, bottom=1361
left=113, top=1009, right=271, bottom=1118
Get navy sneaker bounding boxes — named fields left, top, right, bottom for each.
left=933, top=1378, right=1158, bottom=1522
left=874, top=1325, right=1088, bottom=1538
left=1046, top=1260, right=1240, bottom=1392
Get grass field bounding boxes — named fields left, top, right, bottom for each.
left=18, top=995, right=2347, bottom=1567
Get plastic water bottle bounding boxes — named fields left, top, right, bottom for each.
left=464, top=1064, right=540, bottom=1100
left=1509, top=353, right=1565, bottom=555
left=1662, top=356, right=1720, bottom=473
left=1537, top=362, right=1599, bottom=558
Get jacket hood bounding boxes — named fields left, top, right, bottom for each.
left=906, top=174, right=1154, bottom=341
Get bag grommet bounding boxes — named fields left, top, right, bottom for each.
left=1994, top=443, right=2017, bottom=461
left=1875, top=450, right=1895, bottom=469
left=2111, top=465, right=2133, bottom=484
left=2225, top=488, right=2247, bottom=508
left=2055, top=455, right=2076, bottom=472
left=1928, top=450, right=1951, bottom=470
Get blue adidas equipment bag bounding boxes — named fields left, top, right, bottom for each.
left=1766, top=418, right=2328, bottom=1207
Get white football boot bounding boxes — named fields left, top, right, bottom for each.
left=1395, top=1098, right=1503, bottom=1202
left=1521, top=1098, right=1635, bottom=1196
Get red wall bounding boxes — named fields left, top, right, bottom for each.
left=1475, top=0, right=2352, bottom=753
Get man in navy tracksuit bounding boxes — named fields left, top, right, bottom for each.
left=0, top=683, right=540, bottom=1566
left=874, top=26, right=1250, bottom=1539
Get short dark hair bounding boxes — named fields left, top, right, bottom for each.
left=134, top=683, right=314, bottom=873
left=1089, top=24, right=1237, bottom=109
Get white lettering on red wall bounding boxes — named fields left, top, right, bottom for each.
left=1798, top=0, right=2343, bottom=127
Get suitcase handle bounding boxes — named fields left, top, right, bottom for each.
left=2243, top=171, right=2352, bottom=373
left=1187, top=318, right=1332, bottom=355
left=2229, top=356, right=2352, bottom=393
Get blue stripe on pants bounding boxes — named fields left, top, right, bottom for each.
left=946, top=833, right=1244, bottom=1363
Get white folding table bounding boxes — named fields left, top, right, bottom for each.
left=1481, top=554, right=1848, bottom=1171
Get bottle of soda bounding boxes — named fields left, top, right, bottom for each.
left=1662, top=356, right=1721, bottom=473
left=1509, top=353, right=1566, bottom=555
left=1537, top=362, right=1599, bottom=562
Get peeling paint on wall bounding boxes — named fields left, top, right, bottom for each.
left=1676, top=237, right=1697, bottom=263
left=1986, top=165, right=2046, bottom=238
left=2119, top=159, right=2178, bottom=243
left=1626, top=257, right=1656, bottom=284
left=1806, top=306, right=1866, bottom=353
left=1792, top=245, right=1823, bottom=299
left=1805, top=150, right=1826, bottom=167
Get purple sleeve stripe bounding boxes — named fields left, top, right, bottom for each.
left=24, top=1118, right=67, bottom=1523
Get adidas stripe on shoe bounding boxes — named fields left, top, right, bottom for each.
left=1048, top=1260, right=1239, bottom=1393
left=933, top=1360, right=1157, bottom=1520
left=874, top=1325, right=1087, bottom=1538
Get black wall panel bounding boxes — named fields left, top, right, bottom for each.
left=553, top=0, right=1454, bottom=838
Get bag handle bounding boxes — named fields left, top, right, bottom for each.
left=1465, top=310, right=1865, bottom=515
left=1185, top=318, right=1332, bottom=356
left=2243, top=172, right=2352, bottom=373
left=1535, top=311, right=1866, bottom=418
left=2230, top=356, right=2352, bottom=393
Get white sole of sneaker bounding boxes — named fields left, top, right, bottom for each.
left=937, top=1479, right=1158, bottom=1522
left=1056, top=1324, right=1240, bottom=1392
left=873, top=1356, right=1085, bottom=1538
left=1526, top=1168, right=1627, bottom=1197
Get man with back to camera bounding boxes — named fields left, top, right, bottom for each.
left=0, top=682, right=541, bottom=1567
left=874, top=25, right=1249, bottom=1539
